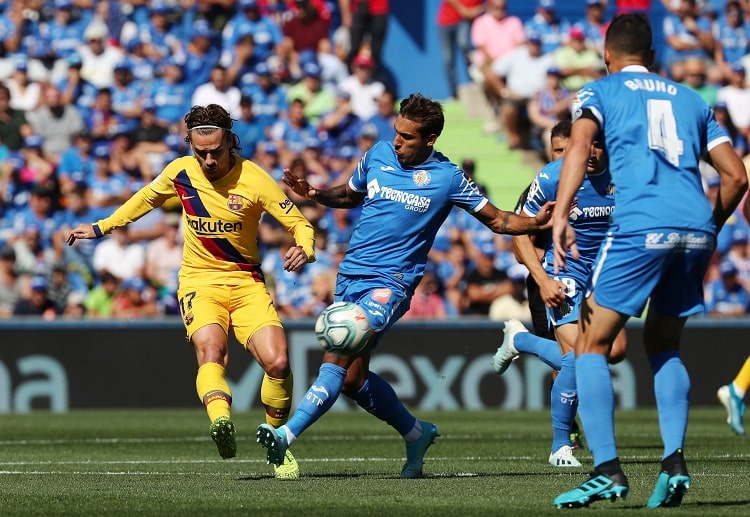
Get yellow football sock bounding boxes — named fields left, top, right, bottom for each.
left=196, top=362, right=232, bottom=422
left=733, top=356, right=750, bottom=395
left=261, top=372, right=293, bottom=427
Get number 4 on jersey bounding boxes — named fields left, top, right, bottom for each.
left=647, top=99, right=684, bottom=167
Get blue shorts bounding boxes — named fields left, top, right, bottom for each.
left=546, top=273, right=585, bottom=327
left=587, top=228, right=715, bottom=318
left=334, top=273, right=411, bottom=346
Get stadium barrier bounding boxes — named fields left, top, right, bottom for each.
left=0, top=318, right=745, bottom=413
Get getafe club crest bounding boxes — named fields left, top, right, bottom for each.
left=227, top=194, right=243, bottom=211
left=412, top=170, right=431, bottom=187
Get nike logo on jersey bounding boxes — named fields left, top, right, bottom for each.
left=380, top=165, right=395, bottom=171
left=181, top=194, right=195, bottom=200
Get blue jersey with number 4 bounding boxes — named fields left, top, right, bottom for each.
left=572, top=65, right=730, bottom=234
left=344, top=141, right=488, bottom=292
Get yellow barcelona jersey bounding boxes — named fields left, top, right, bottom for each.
left=94, top=155, right=315, bottom=284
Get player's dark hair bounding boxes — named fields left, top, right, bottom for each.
left=605, top=14, right=652, bottom=60
left=550, top=119, right=572, bottom=140
left=184, top=104, right=241, bottom=154
left=399, top=93, right=445, bottom=138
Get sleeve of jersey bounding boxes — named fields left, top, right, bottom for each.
left=571, top=84, right=602, bottom=127
left=94, top=175, right=175, bottom=236
left=705, top=106, right=732, bottom=151
left=523, top=176, right=548, bottom=217
left=261, top=175, right=317, bottom=262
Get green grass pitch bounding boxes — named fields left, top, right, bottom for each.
left=1, top=408, right=747, bottom=516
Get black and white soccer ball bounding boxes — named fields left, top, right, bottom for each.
left=314, top=301, right=373, bottom=356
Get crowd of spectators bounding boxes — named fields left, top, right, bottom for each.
left=0, top=0, right=749, bottom=322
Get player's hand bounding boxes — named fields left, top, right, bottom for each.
left=66, top=223, right=96, bottom=246
left=282, top=168, right=317, bottom=200
left=539, top=276, right=568, bottom=308
left=283, top=245, right=308, bottom=272
left=552, top=216, right=578, bottom=274
left=534, top=201, right=556, bottom=230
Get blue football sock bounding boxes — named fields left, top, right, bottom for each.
left=576, top=353, right=618, bottom=467
left=285, top=362, right=346, bottom=437
left=347, top=371, right=416, bottom=436
left=514, top=332, right=562, bottom=370
left=649, top=350, right=690, bottom=459
left=550, top=352, right=577, bottom=451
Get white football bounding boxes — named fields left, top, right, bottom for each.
left=314, top=301, right=373, bottom=356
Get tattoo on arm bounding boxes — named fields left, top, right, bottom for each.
left=313, top=184, right=360, bottom=208
left=500, top=211, right=510, bottom=233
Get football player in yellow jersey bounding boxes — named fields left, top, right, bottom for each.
left=67, top=104, right=315, bottom=479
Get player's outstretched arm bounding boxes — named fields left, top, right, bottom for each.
left=283, top=168, right=365, bottom=208
left=475, top=201, right=554, bottom=236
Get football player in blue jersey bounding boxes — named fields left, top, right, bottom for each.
left=256, top=93, right=554, bottom=478
left=495, top=121, right=627, bottom=469
left=551, top=14, right=748, bottom=509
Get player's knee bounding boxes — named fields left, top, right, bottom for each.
left=263, top=355, right=290, bottom=379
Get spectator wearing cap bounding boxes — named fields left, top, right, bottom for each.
left=17, top=134, right=56, bottom=190
left=191, top=65, right=242, bottom=119
left=243, top=61, right=288, bottom=128
left=662, top=0, right=714, bottom=81
left=712, top=99, right=749, bottom=158
left=0, top=3, right=22, bottom=80
left=0, top=83, right=33, bottom=151
left=705, top=260, right=750, bottom=316
left=87, top=143, right=133, bottom=214
left=120, top=37, right=158, bottom=87
left=463, top=241, right=514, bottom=316
left=717, top=63, right=750, bottom=140
left=487, top=33, right=557, bottom=149
left=85, top=87, right=126, bottom=146
left=34, top=0, right=86, bottom=85
left=282, top=0, right=330, bottom=57
left=27, top=83, right=85, bottom=162
left=527, top=66, right=571, bottom=160
left=713, top=1, right=748, bottom=82
left=57, top=129, right=96, bottom=194
left=132, top=0, right=183, bottom=62
left=336, top=51, right=384, bottom=120
left=554, top=25, right=602, bottom=92
left=270, top=98, right=318, bottom=165
left=574, top=0, right=608, bottom=54
left=46, top=262, right=74, bottom=314
left=725, top=226, right=750, bottom=287
left=13, top=274, right=59, bottom=319
left=233, top=95, right=264, bottom=160
left=145, top=56, right=190, bottom=131
left=111, top=60, right=146, bottom=133
left=356, top=121, right=379, bottom=154
left=326, top=144, right=359, bottom=183
left=6, top=60, right=42, bottom=112
left=300, top=134, right=330, bottom=185
left=127, top=99, right=171, bottom=180
left=55, top=185, right=108, bottom=289
left=56, top=53, right=98, bottom=119
left=77, top=20, right=125, bottom=89
left=0, top=244, right=20, bottom=318
left=62, top=290, right=87, bottom=318
left=221, top=26, right=261, bottom=89
left=286, top=60, right=335, bottom=125
left=320, top=85, right=364, bottom=151
left=180, top=20, right=221, bottom=92
left=221, top=0, right=283, bottom=63
left=488, top=262, right=531, bottom=321
left=366, top=88, right=397, bottom=142
left=254, top=140, right=284, bottom=182
left=524, top=0, right=572, bottom=56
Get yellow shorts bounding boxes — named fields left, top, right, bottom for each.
left=177, top=281, right=283, bottom=347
